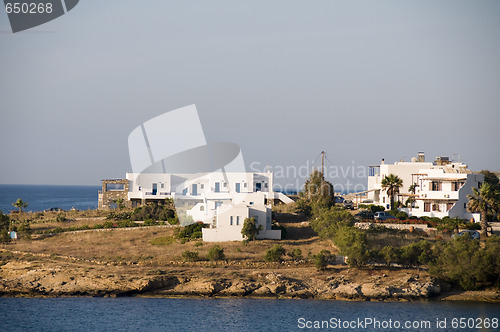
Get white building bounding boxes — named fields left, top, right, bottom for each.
left=362, top=152, right=483, bottom=221
left=99, top=170, right=291, bottom=241
left=202, top=193, right=281, bottom=242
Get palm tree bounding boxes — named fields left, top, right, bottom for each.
left=406, top=183, right=417, bottom=208
left=12, top=198, right=28, bottom=214
left=381, top=174, right=403, bottom=211
left=467, top=182, right=499, bottom=238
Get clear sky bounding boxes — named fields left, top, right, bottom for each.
left=1, top=1, right=499, bottom=190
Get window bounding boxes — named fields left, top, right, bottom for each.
left=244, top=183, right=247, bottom=188
left=236, top=216, right=240, bottom=225
left=383, top=197, right=385, bottom=203
left=432, top=203, right=440, bottom=212
left=201, top=184, right=204, bottom=189
left=223, top=182, right=227, bottom=188
left=230, top=216, right=233, bottom=225
left=264, top=183, right=268, bottom=189
left=431, top=182, right=442, bottom=191
left=200, top=205, right=205, bottom=212
left=451, top=182, right=458, bottom=191
left=424, top=202, right=431, bottom=212
left=160, top=183, right=164, bottom=189
left=106, top=183, right=124, bottom=191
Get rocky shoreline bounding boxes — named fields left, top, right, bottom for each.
left=1, top=259, right=499, bottom=302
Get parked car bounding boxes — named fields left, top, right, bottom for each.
left=374, top=211, right=395, bottom=221
left=335, top=196, right=345, bottom=204
left=343, top=200, right=354, bottom=210
left=452, top=230, right=480, bottom=240
left=354, top=211, right=374, bottom=220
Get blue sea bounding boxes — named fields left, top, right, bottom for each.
left=0, top=298, right=499, bottom=331
left=0, top=184, right=100, bottom=213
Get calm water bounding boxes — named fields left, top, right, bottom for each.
left=0, top=298, right=498, bottom=331
left=0, top=184, right=100, bottom=213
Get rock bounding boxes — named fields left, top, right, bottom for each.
left=361, top=283, right=391, bottom=298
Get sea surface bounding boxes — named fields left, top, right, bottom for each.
left=0, top=184, right=100, bottom=213
left=0, top=298, right=499, bottom=331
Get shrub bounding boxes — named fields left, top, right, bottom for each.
left=0, top=229, right=11, bottom=244
left=181, top=250, right=199, bottom=262
left=194, top=242, right=203, bottom=247
left=129, top=203, right=176, bottom=222
left=56, top=213, right=67, bottom=222
left=379, top=246, right=401, bottom=266
left=176, top=222, right=205, bottom=240
left=241, top=217, right=262, bottom=241
left=369, top=205, right=385, bottom=213
left=313, top=250, right=332, bottom=270
left=288, top=248, right=303, bottom=261
left=429, top=236, right=500, bottom=290
left=207, top=245, right=225, bottom=261
left=17, top=222, right=32, bottom=240
left=334, top=227, right=369, bottom=267
left=396, top=211, right=408, bottom=220
left=265, top=245, right=286, bottom=262
left=310, top=207, right=354, bottom=240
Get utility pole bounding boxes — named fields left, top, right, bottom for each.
left=321, top=151, right=325, bottom=178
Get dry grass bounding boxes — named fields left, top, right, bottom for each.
left=2, top=210, right=334, bottom=266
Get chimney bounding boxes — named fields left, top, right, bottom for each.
left=418, top=152, right=425, bottom=162
left=381, top=158, right=385, bottom=165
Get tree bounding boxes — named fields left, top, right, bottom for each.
left=297, top=170, right=335, bottom=216
left=467, top=182, right=499, bottom=238
left=480, top=170, right=499, bottom=188
left=381, top=174, right=403, bottom=211
left=241, top=217, right=262, bottom=241
left=406, top=183, right=417, bottom=207
left=12, top=198, right=28, bottom=214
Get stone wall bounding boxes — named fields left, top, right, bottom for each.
left=98, top=179, right=129, bottom=210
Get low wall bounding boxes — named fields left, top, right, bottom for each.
left=355, top=222, right=436, bottom=233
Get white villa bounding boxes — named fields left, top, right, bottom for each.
left=201, top=192, right=281, bottom=242
left=98, top=170, right=292, bottom=241
left=360, top=152, right=484, bottom=221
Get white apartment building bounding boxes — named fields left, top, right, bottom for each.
left=363, top=152, right=483, bottom=221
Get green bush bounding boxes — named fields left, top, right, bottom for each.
left=181, top=250, right=199, bottom=262
left=176, top=222, right=205, bottom=240
left=129, top=203, right=176, bottom=221
left=396, top=211, right=408, bottom=220
left=288, top=248, right=303, bottom=261
left=378, top=246, right=401, bottom=266
left=207, top=245, right=225, bottom=261
left=313, top=250, right=332, bottom=270
left=334, top=227, right=369, bottom=267
left=310, top=207, right=354, bottom=240
left=0, top=229, right=11, bottom=244
left=429, top=236, right=500, bottom=290
left=265, top=244, right=286, bottom=262
left=56, top=213, right=67, bottom=222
